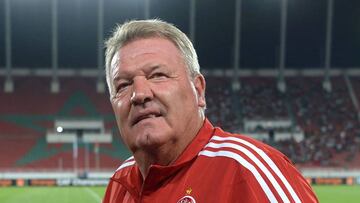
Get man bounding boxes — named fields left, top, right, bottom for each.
left=103, top=19, right=318, bottom=203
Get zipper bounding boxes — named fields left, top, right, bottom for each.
left=138, top=169, right=149, bottom=203
left=138, top=183, right=145, bottom=203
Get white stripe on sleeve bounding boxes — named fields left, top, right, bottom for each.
left=116, top=156, right=135, bottom=171
left=199, top=150, right=278, bottom=203
left=205, top=142, right=290, bottom=202
left=211, top=136, right=301, bottom=203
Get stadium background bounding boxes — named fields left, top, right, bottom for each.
left=0, top=0, right=360, bottom=202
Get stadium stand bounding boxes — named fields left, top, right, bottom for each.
left=284, top=76, right=360, bottom=167
left=1, top=74, right=360, bottom=171
left=205, top=75, right=236, bottom=130
left=351, top=76, right=360, bottom=108
left=239, top=76, right=288, bottom=119
left=0, top=76, right=128, bottom=171
left=205, top=75, right=360, bottom=168
left=0, top=134, right=39, bottom=169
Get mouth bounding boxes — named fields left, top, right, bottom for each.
left=132, top=112, right=162, bottom=126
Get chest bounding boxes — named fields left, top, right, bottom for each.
left=128, top=158, right=242, bottom=203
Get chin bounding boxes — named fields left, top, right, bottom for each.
left=135, top=132, right=170, bottom=149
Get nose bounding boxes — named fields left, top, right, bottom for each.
left=130, top=77, right=153, bottom=105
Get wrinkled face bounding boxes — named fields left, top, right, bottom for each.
left=110, top=37, right=206, bottom=153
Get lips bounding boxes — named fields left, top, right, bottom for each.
left=131, top=110, right=162, bottom=126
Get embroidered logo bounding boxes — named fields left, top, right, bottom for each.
left=186, top=188, right=192, bottom=195
left=177, top=195, right=196, bottom=203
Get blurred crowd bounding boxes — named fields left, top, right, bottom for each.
left=205, top=76, right=360, bottom=168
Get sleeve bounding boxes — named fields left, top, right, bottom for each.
left=103, top=178, right=126, bottom=203
left=276, top=154, right=319, bottom=203
left=229, top=146, right=319, bottom=203
left=103, top=179, right=117, bottom=203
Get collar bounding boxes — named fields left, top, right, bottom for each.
left=113, top=118, right=215, bottom=195
left=172, top=118, right=215, bottom=165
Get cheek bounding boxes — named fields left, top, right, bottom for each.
left=111, top=98, right=130, bottom=124
left=176, top=82, right=198, bottom=102
left=157, top=84, right=183, bottom=103
left=159, top=83, right=197, bottom=112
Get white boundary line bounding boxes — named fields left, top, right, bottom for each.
left=84, top=187, right=102, bottom=203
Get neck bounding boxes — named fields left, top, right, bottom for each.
left=135, top=115, right=205, bottom=180
left=134, top=148, right=176, bottom=179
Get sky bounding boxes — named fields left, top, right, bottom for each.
left=0, top=0, right=359, bottom=70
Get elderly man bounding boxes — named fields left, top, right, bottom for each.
left=103, top=19, right=318, bottom=203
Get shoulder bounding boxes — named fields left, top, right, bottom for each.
left=116, top=156, right=136, bottom=171
left=198, top=128, right=293, bottom=181
left=112, top=156, right=136, bottom=177
left=199, top=128, right=312, bottom=203
left=199, top=128, right=290, bottom=165
left=103, top=157, right=136, bottom=203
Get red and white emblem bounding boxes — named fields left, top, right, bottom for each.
left=177, top=195, right=196, bottom=203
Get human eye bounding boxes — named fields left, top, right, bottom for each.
left=116, top=81, right=132, bottom=93
left=149, top=72, right=168, bottom=80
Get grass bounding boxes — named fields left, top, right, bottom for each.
left=313, top=185, right=360, bottom=203
left=0, top=185, right=360, bottom=202
left=0, top=186, right=106, bottom=203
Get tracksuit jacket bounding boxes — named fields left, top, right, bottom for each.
left=103, top=119, right=318, bottom=203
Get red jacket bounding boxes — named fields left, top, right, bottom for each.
left=103, top=119, right=318, bottom=203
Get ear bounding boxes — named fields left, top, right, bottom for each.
left=193, top=74, right=206, bottom=108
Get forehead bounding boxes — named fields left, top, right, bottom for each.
left=111, top=37, right=183, bottom=67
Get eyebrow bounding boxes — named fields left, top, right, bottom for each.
left=145, top=64, right=164, bottom=73
left=113, top=64, right=166, bottom=81
left=113, top=74, right=128, bottom=83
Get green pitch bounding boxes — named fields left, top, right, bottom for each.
left=0, top=186, right=106, bottom=203
left=313, top=185, right=360, bottom=203
left=0, top=185, right=360, bottom=203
